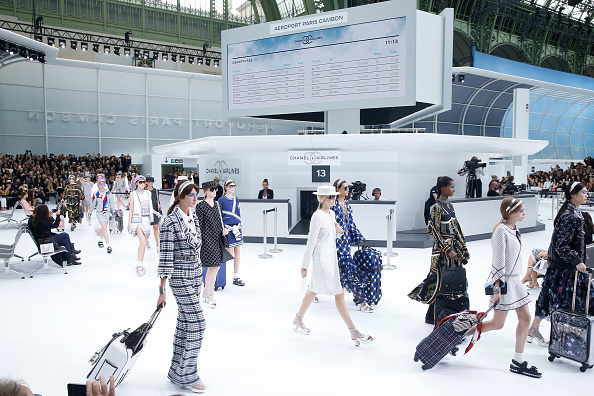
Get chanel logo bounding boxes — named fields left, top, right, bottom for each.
left=215, top=160, right=227, bottom=178
left=302, top=35, right=313, bottom=45
left=303, top=151, right=322, bottom=165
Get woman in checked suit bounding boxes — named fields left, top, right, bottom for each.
left=157, top=181, right=207, bottom=393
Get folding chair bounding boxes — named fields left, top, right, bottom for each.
left=0, top=224, right=26, bottom=279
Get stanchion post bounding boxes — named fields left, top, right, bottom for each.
left=383, top=209, right=397, bottom=270
left=258, top=209, right=273, bottom=259
left=269, top=207, right=283, bottom=253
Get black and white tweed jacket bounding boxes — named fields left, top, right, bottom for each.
left=158, top=205, right=202, bottom=278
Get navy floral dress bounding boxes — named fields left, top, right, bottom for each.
left=331, top=198, right=364, bottom=296
left=535, top=203, right=594, bottom=318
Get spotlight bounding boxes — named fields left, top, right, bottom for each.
left=28, top=52, right=37, bottom=61
left=19, top=47, right=27, bottom=58
left=458, top=74, right=465, bottom=83
left=59, top=39, right=66, bottom=48
left=38, top=53, right=46, bottom=63
left=81, top=42, right=88, bottom=51
left=47, top=37, right=55, bottom=46
left=179, top=55, right=185, bottom=63
left=133, top=49, right=140, bottom=58
left=104, top=45, right=110, bottom=54
left=93, top=44, right=100, bottom=53
left=124, top=47, right=130, bottom=56
left=153, top=52, right=159, bottom=60
left=188, top=56, right=194, bottom=64
left=0, top=40, right=5, bottom=52
left=197, top=57, right=203, bottom=65
left=114, top=47, right=120, bottom=56
left=214, top=59, right=219, bottom=67
left=205, top=58, right=211, bottom=66
left=171, top=54, right=177, bottom=62
left=8, top=45, right=17, bottom=55
left=35, top=36, right=43, bottom=42
left=71, top=41, right=77, bottom=50
left=143, top=50, right=149, bottom=59
left=162, top=53, right=168, bottom=61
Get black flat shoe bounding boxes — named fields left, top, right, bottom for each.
left=72, top=249, right=81, bottom=255
left=510, top=360, right=542, bottom=378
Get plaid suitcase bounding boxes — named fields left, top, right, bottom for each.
left=414, top=305, right=495, bottom=370
left=353, top=245, right=383, bottom=305
left=548, top=269, right=594, bottom=372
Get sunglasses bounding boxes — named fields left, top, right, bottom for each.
left=228, top=185, right=236, bottom=188
left=138, top=181, right=147, bottom=185
left=343, top=186, right=349, bottom=190
left=209, top=187, right=217, bottom=192
left=187, top=193, right=197, bottom=198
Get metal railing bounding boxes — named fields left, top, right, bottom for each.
left=258, top=207, right=282, bottom=259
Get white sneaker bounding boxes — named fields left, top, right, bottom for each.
left=136, top=265, right=146, bottom=277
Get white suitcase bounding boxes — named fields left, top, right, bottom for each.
left=87, top=305, right=163, bottom=387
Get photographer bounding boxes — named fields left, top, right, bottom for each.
left=457, top=156, right=486, bottom=198
left=502, top=176, right=517, bottom=195
left=487, top=179, right=506, bottom=196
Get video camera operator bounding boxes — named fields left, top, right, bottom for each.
left=487, top=179, right=506, bottom=196
left=501, top=175, right=517, bottom=195
left=457, top=156, right=486, bottom=198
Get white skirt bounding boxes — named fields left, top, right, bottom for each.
left=490, top=275, right=531, bottom=311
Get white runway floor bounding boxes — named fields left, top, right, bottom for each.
left=0, top=198, right=592, bottom=395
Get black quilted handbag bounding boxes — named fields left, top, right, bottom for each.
left=434, top=293, right=470, bottom=324
left=439, top=266, right=467, bottom=293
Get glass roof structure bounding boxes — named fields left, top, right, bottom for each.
left=528, top=0, right=594, bottom=22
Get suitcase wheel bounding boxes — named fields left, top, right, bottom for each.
left=421, top=364, right=429, bottom=371
left=222, top=286, right=225, bottom=290
left=413, top=353, right=419, bottom=362
left=214, top=286, right=218, bottom=291
left=580, top=364, right=589, bottom=373
left=548, top=354, right=556, bottom=362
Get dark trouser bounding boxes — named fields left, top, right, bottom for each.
left=53, top=232, right=73, bottom=259
left=467, top=178, right=482, bottom=198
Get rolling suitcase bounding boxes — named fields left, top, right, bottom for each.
left=87, top=304, right=163, bottom=387
left=548, top=269, right=594, bottom=372
left=202, top=261, right=226, bottom=291
left=112, top=209, right=124, bottom=233
left=414, top=304, right=495, bottom=370
left=434, top=292, right=470, bottom=324
left=352, top=244, right=383, bottom=305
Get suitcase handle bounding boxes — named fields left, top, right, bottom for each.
left=571, top=268, right=593, bottom=313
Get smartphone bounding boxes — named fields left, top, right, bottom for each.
left=67, top=383, right=86, bottom=396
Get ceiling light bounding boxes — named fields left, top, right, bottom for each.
left=59, top=39, right=66, bottom=48
left=179, top=55, right=185, bottom=63
left=47, top=37, right=55, bottom=46
left=81, top=42, right=88, bottom=51
left=153, top=52, right=159, bottom=60
left=93, top=44, right=100, bottom=53
left=171, top=54, right=177, bottom=62
left=124, top=47, right=130, bottom=56
left=214, top=59, right=219, bottom=67
left=458, top=74, right=465, bottom=83
left=70, top=41, right=77, bottom=50
left=188, top=56, right=194, bottom=64
left=162, top=53, right=168, bottom=61
left=134, top=49, right=140, bottom=58
left=114, top=47, right=121, bottom=56
left=205, top=58, right=211, bottom=66
left=104, top=45, right=110, bottom=54
left=143, top=50, right=149, bottom=59
left=197, top=57, right=203, bottom=65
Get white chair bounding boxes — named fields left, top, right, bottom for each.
left=22, top=225, right=68, bottom=278
left=0, top=225, right=26, bottom=279
left=0, top=205, right=18, bottom=226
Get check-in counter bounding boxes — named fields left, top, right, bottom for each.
left=240, top=199, right=291, bottom=238
left=450, top=193, right=543, bottom=239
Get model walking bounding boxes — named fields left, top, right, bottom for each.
left=62, top=174, right=85, bottom=231
left=528, top=182, right=594, bottom=346
left=147, top=176, right=162, bottom=253
left=157, top=180, right=206, bottom=393
left=219, top=179, right=245, bottom=286
left=408, top=176, right=469, bottom=324
left=471, top=197, right=541, bottom=378
left=197, top=181, right=228, bottom=308
left=128, top=175, right=158, bottom=276
left=113, top=171, right=127, bottom=210
left=88, top=180, right=116, bottom=254
left=293, top=186, right=373, bottom=346
left=332, top=179, right=368, bottom=311
left=81, top=173, right=94, bottom=225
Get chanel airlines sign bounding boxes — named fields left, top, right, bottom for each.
left=288, top=150, right=341, bottom=166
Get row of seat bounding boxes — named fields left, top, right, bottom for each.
left=0, top=224, right=68, bottom=279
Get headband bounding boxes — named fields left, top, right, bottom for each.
left=336, top=179, right=346, bottom=190
left=178, top=181, right=193, bottom=195
left=506, top=198, right=523, bottom=213
left=571, top=181, right=580, bottom=192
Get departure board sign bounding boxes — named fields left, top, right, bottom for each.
left=222, top=1, right=417, bottom=119
left=228, top=17, right=405, bottom=110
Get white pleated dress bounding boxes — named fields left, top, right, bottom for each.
left=301, top=210, right=343, bottom=296
left=489, top=224, right=531, bottom=311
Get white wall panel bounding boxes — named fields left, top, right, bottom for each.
left=48, top=137, right=99, bottom=155
left=0, top=110, right=45, bottom=134
left=148, top=97, right=189, bottom=118
left=191, top=79, right=223, bottom=101
left=100, top=93, right=145, bottom=116
left=102, top=138, right=146, bottom=157
left=45, top=89, right=98, bottom=113
left=0, top=61, right=43, bottom=86
left=147, top=75, right=188, bottom=97
left=45, top=65, right=97, bottom=91
left=1, top=135, right=46, bottom=154
left=0, top=86, right=44, bottom=110
left=99, top=70, right=145, bottom=94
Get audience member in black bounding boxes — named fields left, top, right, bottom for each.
left=28, top=204, right=81, bottom=266
left=423, top=178, right=440, bottom=225
left=258, top=178, right=274, bottom=199
left=487, top=179, right=506, bottom=196
left=584, top=211, right=594, bottom=245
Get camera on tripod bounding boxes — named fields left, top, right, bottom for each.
left=463, top=157, right=487, bottom=172
left=349, top=181, right=367, bottom=200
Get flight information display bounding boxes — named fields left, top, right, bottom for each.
left=227, top=17, right=406, bottom=111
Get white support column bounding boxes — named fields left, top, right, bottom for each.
left=324, top=109, right=360, bottom=134
left=512, top=88, right=530, bottom=185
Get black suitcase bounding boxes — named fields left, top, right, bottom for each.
left=548, top=269, right=594, bottom=372
left=434, top=292, right=470, bottom=324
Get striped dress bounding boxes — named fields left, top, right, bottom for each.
left=489, top=224, right=530, bottom=311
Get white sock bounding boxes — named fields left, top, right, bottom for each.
left=137, top=261, right=143, bottom=267
left=234, top=273, right=239, bottom=279
left=514, top=352, right=524, bottom=364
